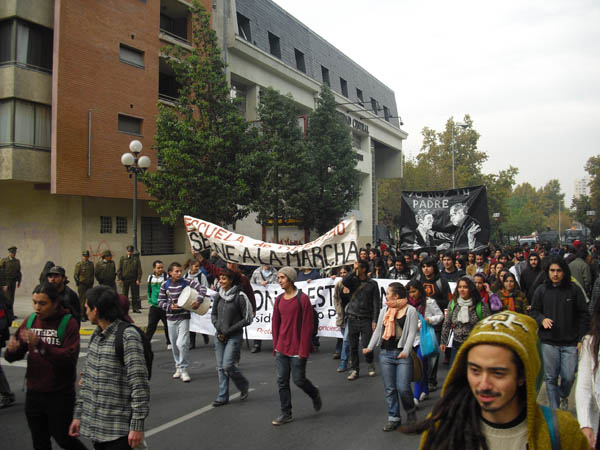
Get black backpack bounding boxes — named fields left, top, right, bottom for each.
left=275, top=290, right=319, bottom=338
left=91, top=321, right=154, bottom=379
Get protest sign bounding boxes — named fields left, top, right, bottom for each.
left=398, top=185, right=490, bottom=253
left=184, top=216, right=359, bottom=269
left=190, top=278, right=458, bottom=340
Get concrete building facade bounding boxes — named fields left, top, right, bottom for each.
left=0, top=0, right=404, bottom=296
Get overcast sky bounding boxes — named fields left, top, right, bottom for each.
left=272, top=0, right=600, bottom=204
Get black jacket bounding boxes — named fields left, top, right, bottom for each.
left=342, top=273, right=381, bottom=322
left=530, top=282, right=590, bottom=346
left=519, top=265, right=543, bottom=302
left=211, top=286, right=251, bottom=338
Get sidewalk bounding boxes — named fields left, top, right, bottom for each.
left=10, top=293, right=157, bottom=335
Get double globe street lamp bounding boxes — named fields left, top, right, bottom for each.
left=121, top=140, right=151, bottom=252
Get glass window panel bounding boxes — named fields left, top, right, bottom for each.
left=119, top=45, right=144, bottom=68
left=14, top=100, right=34, bottom=146
left=35, top=104, right=51, bottom=148
left=0, top=100, right=12, bottom=145
left=0, top=20, right=13, bottom=63
left=16, top=22, right=29, bottom=64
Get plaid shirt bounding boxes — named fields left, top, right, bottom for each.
left=74, top=319, right=149, bottom=442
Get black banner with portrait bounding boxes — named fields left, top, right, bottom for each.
left=397, top=185, right=490, bottom=253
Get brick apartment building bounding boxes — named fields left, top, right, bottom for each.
left=0, top=0, right=405, bottom=296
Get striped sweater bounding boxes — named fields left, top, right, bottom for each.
left=74, top=319, right=149, bottom=442
left=157, top=277, right=206, bottom=321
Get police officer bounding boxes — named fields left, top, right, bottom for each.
left=118, top=245, right=142, bottom=313
left=73, top=250, right=94, bottom=321
left=95, top=250, right=117, bottom=291
left=0, top=247, right=21, bottom=318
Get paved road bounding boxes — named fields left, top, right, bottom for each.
left=2, top=333, right=433, bottom=450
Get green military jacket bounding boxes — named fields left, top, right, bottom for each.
left=74, top=260, right=95, bottom=285
left=0, top=257, right=21, bottom=283
left=95, top=260, right=116, bottom=284
left=118, top=255, right=142, bottom=282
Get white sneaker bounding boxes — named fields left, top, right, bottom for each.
left=173, top=368, right=182, bottom=379
left=167, top=344, right=172, bottom=350
left=413, top=397, right=419, bottom=407
left=181, top=369, right=191, bottom=382
left=419, top=392, right=428, bottom=402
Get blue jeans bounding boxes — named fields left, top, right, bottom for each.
left=336, top=325, right=351, bottom=368
left=275, top=352, right=319, bottom=415
left=167, top=318, right=189, bottom=369
left=542, top=343, right=578, bottom=409
left=214, top=334, right=248, bottom=402
left=379, top=349, right=415, bottom=422
left=413, top=345, right=430, bottom=400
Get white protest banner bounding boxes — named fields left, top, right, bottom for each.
left=189, top=278, right=450, bottom=340
left=184, top=216, right=359, bottom=269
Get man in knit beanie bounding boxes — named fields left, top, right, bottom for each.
left=270, top=267, right=321, bottom=426
left=403, top=311, right=588, bottom=449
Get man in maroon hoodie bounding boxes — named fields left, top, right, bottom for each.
left=271, top=267, right=321, bottom=426
left=4, top=283, right=87, bottom=450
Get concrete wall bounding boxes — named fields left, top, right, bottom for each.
left=0, top=183, right=82, bottom=296
left=0, top=0, right=54, bottom=28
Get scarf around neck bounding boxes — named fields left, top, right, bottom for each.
left=383, top=304, right=408, bottom=341
left=457, top=298, right=473, bottom=324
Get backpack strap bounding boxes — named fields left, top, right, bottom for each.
left=26, top=313, right=37, bottom=329
left=57, top=314, right=72, bottom=344
left=115, top=321, right=131, bottom=366
left=476, top=302, right=482, bottom=320
left=449, top=300, right=455, bottom=316
left=541, top=405, right=560, bottom=450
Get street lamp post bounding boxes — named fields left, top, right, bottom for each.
left=451, top=121, right=468, bottom=189
left=121, top=140, right=151, bottom=253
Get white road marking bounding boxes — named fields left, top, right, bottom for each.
left=145, top=389, right=255, bottom=438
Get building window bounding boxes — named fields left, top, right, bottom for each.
left=119, top=44, right=144, bottom=68
left=0, top=19, right=53, bottom=72
left=237, top=13, right=251, bottom=41
left=160, top=11, right=188, bottom=42
left=268, top=32, right=281, bottom=59
left=231, top=82, right=247, bottom=118
left=141, top=217, right=175, bottom=255
left=370, top=97, right=379, bottom=114
left=321, top=66, right=330, bottom=86
left=0, top=99, right=51, bottom=149
left=100, top=216, right=112, bottom=234
left=116, top=216, right=128, bottom=234
left=352, top=132, right=362, bottom=150
left=340, top=78, right=348, bottom=98
left=294, top=49, right=305, bottom=73
left=383, top=106, right=390, bottom=121
left=118, top=114, right=143, bottom=136
left=356, top=88, right=364, bottom=106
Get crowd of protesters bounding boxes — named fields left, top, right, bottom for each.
left=3, top=236, right=600, bottom=448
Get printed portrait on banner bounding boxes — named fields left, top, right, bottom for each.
left=397, top=185, right=490, bottom=253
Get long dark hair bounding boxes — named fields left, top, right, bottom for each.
left=543, top=255, right=571, bottom=289
left=453, top=277, right=482, bottom=304
left=401, top=376, right=489, bottom=449
left=403, top=345, right=525, bottom=450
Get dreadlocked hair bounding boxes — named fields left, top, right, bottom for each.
left=401, top=377, right=489, bottom=450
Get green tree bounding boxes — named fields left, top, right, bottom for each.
left=301, top=85, right=360, bottom=234
left=418, top=115, right=487, bottom=189
left=483, top=166, right=519, bottom=242
left=143, top=0, right=257, bottom=226
left=246, top=87, right=311, bottom=242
